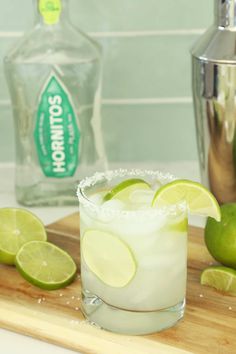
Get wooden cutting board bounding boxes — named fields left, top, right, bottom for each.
left=0, top=212, right=235, bottom=354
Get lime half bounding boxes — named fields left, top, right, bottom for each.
left=103, top=178, right=150, bottom=202
left=205, top=204, right=236, bottom=269
left=16, top=241, right=77, bottom=290
left=201, top=266, right=236, bottom=295
left=152, top=180, right=221, bottom=222
left=0, top=208, right=47, bottom=265
left=82, top=230, right=136, bottom=288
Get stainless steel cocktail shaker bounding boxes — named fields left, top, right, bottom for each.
left=191, top=0, right=236, bottom=204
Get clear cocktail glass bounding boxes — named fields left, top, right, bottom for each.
left=77, top=169, right=187, bottom=335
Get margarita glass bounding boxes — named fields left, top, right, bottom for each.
left=77, top=169, right=188, bottom=335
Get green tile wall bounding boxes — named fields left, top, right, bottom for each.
left=102, top=103, right=197, bottom=162
left=0, top=0, right=214, bottom=163
left=99, top=35, right=197, bottom=99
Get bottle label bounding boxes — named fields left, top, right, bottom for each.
left=39, top=0, right=62, bottom=25
left=34, top=74, right=80, bottom=178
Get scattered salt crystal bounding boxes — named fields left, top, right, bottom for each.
left=37, top=298, right=42, bottom=304
left=42, top=297, right=46, bottom=301
left=71, top=296, right=75, bottom=300
left=199, top=294, right=204, bottom=298
left=66, top=301, right=70, bottom=305
left=59, top=293, right=63, bottom=297
left=229, top=306, right=232, bottom=310
left=75, top=307, right=79, bottom=311
left=77, top=297, right=80, bottom=300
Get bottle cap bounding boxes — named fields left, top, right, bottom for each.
left=39, top=0, right=62, bottom=25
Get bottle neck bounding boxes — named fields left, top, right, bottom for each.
left=35, top=0, right=69, bottom=27
left=215, top=0, right=236, bottom=28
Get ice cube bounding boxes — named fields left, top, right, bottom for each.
left=89, top=192, right=105, bottom=205
left=152, top=180, right=162, bottom=192
left=95, top=199, right=126, bottom=223
left=102, top=199, right=125, bottom=211
left=129, top=189, right=155, bottom=206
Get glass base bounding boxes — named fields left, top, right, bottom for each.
left=81, top=290, right=185, bottom=335
left=16, top=183, right=78, bottom=206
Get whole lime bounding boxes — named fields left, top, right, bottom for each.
left=205, top=203, right=236, bottom=269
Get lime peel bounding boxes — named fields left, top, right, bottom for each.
left=205, top=204, right=236, bottom=269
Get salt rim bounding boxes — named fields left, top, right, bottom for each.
left=76, top=169, right=187, bottom=219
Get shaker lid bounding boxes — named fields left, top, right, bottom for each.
left=191, top=26, right=236, bottom=64
left=191, top=0, right=236, bottom=64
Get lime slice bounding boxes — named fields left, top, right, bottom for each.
left=16, top=241, right=77, bottom=290
left=0, top=208, right=47, bottom=265
left=165, top=217, right=188, bottom=233
left=201, top=266, right=236, bottom=295
left=81, top=230, right=136, bottom=287
left=103, top=178, right=150, bottom=202
left=152, top=180, right=221, bottom=222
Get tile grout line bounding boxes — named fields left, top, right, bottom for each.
left=0, top=29, right=205, bottom=39
left=0, top=32, right=23, bottom=37
left=90, top=29, right=205, bottom=38
left=102, top=97, right=193, bottom=105
left=0, top=100, right=11, bottom=106
left=0, top=162, right=14, bottom=168
left=0, top=97, right=193, bottom=109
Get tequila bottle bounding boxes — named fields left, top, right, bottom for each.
left=4, top=0, right=106, bottom=206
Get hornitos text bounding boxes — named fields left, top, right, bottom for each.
left=48, top=95, right=66, bottom=173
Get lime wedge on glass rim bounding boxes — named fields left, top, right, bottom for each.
left=152, top=179, right=221, bottom=222
left=103, top=178, right=150, bottom=202
left=16, top=241, right=77, bottom=290
left=0, top=208, right=47, bottom=265
left=201, top=266, right=236, bottom=295
left=81, top=230, right=136, bottom=288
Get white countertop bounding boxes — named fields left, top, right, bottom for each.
left=0, top=161, right=203, bottom=354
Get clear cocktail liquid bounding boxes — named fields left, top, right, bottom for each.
left=4, top=0, right=106, bottom=206
left=77, top=170, right=187, bottom=335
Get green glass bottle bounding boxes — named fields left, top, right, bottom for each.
left=4, top=0, right=106, bottom=206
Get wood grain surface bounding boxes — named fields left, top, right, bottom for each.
left=0, top=212, right=235, bottom=354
